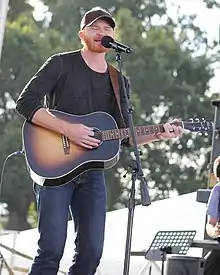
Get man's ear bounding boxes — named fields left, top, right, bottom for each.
left=78, top=30, right=84, bottom=40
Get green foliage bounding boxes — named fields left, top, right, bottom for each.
left=0, top=10, right=63, bottom=229
left=0, top=0, right=219, bottom=228
left=28, top=202, right=38, bottom=228
left=1, top=13, right=63, bottom=109
left=203, top=0, right=220, bottom=8
left=7, top=0, right=33, bottom=21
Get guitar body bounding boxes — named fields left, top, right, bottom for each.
left=22, top=109, right=213, bottom=188
left=22, top=110, right=120, bottom=187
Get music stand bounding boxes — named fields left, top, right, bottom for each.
left=145, top=230, right=197, bottom=275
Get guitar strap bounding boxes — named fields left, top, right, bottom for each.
left=108, top=63, right=126, bottom=128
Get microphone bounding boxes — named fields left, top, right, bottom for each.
left=101, top=36, right=132, bottom=54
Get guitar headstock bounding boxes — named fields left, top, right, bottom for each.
left=183, top=118, right=213, bottom=134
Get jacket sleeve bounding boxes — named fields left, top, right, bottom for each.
left=15, top=54, right=62, bottom=121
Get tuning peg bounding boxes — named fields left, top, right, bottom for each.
left=195, top=118, right=200, bottom=122
left=189, top=118, right=194, bottom=122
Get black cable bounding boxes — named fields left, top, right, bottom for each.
left=0, top=150, right=24, bottom=207
left=0, top=150, right=24, bottom=274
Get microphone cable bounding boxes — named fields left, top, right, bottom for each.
left=0, top=150, right=24, bottom=202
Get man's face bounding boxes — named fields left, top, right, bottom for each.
left=79, top=19, right=114, bottom=53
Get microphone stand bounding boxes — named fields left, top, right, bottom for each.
left=113, top=49, right=151, bottom=275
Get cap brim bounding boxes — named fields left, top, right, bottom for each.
left=86, top=15, right=115, bottom=29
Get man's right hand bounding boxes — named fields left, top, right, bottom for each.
left=214, top=223, right=220, bottom=237
left=32, top=109, right=101, bottom=149
left=65, top=123, right=101, bottom=149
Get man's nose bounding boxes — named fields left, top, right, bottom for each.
left=96, top=29, right=107, bottom=36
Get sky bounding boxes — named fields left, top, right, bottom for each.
left=167, top=0, right=219, bottom=42
left=166, top=0, right=220, bottom=94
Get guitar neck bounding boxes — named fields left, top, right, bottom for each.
left=102, top=121, right=183, bottom=141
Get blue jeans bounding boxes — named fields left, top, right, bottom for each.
left=29, top=170, right=106, bottom=275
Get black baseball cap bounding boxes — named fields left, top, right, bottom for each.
left=80, top=7, right=115, bottom=30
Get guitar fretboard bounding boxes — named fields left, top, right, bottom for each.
left=101, top=123, right=180, bottom=141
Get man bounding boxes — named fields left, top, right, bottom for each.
left=206, top=156, right=220, bottom=238
left=16, top=6, right=183, bottom=275
left=204, top=156, right=220, bottom=275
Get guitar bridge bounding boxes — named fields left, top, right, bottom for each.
left=61, top=134, right=70, bottom=155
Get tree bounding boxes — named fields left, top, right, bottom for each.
left=0, top=9, right=63, bottom=229
left=7, top=0, right=33, bottom=21
left=114, top=8, right=217, bottom=200
left=0, top=0, right=218, bottom=230
left=203, top=0, right=220, bottom=8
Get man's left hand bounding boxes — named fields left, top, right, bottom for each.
left=156, top=118, right=183, bottom=140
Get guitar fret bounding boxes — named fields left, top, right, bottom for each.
left=107, top=131, right=109, bottom=140
left=112, top=130, right=116, bottom=139
left=122, top=128, right=125, bottom=138
left=112, top=130, right=115, bottom=139
left=144, top=126, right=149, bottom=135
left=119, top=129, right=122, bottom=139
left=138, top=127, right=141, bottom=135
left=103, top=131, right=107, bottom=141
left=110, top=130, right=114, bottom=140
left=126, top=128, right=129, bottom=138
left=115, top=129, right=120, bottom=139
left=150, top=125, right=155, bottom=135
left=109, top=130, right=112, bottom=140
left=112, top=130, right=115, bottom=140
left=108, top=130, right=111, bottom=140
left=151, top=126, right=155, bottom=134
left=153, top=125, right=160, bottom=135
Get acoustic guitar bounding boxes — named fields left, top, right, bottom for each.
left=22, top=110, right=213, bottom=187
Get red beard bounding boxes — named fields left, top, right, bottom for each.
left=83, top=35, right=110, bottom=53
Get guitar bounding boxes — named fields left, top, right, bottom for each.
left=22, top=110, right=213, bottom=187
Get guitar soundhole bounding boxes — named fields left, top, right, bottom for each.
left=60, top=128, right=102, bottom=154
left=93, top=128, right=103, bottom=143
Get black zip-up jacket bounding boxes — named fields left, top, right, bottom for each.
left=16, top=50, right=131, bottom=146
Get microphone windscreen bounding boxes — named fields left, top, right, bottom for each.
left=101, top=36, right=114, bottom=48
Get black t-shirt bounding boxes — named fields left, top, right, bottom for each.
left=56, top=52, right=117, bottom=118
